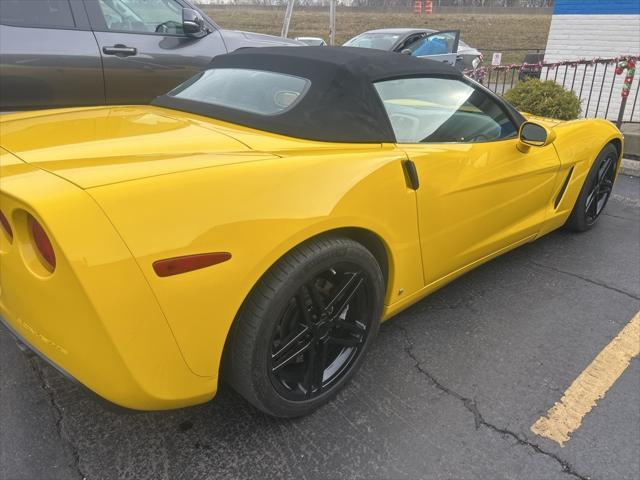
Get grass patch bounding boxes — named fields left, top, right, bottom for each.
left=201, top=7, right=551, bottom=64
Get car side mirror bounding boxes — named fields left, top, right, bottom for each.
left=400, top=49, right=412, bottom=55
left=183, top=8, right=206, bottom=38
left=517, top=121, right=556, bottom=152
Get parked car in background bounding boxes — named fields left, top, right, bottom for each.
left=519, top=52, right=545, bottom=81
left=0, top=0, right=301, bottom=110
left=295, top=36, right=327, bottom=46
left=343, top=28, right=482, bottom=71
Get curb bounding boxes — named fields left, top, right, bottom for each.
left=620, top=158, right=640, bottom=177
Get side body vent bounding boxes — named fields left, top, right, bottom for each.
left=554, top=167, right=574, bottom=209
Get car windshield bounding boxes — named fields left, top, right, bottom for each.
left=299, top=38, right=325, bottom=46
left=343, top=33, right=401, bottom=50
left=168, top=68, right=311, bottom=116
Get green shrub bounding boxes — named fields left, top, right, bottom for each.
left=504, top=79, right=581, bottom=120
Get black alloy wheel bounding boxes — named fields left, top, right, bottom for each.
left=584, top=150, right=616, bottom=225
left=225, top=236, right=384, bottom=417
left=566, top=143, right=618, bottom=232
left=268, top=264, right=370, bottom=401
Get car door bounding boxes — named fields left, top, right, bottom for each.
left=0, top=0, right=104, bottom=110
left=374, top=76, right=561, bottom=284
left=408, top=30, right=459, bottom=66
left=84, top=0, right=227, bottom=104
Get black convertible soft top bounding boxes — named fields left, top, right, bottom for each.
left=153, top=46, right=462, bottom=143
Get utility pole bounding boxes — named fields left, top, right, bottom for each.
left=329, top=0, right=336, bottom=46
left=281, top=0, right=295, bottom=38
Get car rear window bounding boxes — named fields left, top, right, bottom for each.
left=168, top=68, right=311, bottom=116
left=0, top=0, right=76, bottom=28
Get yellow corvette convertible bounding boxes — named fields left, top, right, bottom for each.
left=0, top=47, right=623, bottom=417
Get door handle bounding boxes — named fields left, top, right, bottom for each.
left=102, top=45, right=137, bottom=57
left=402, top=160, right=420, bottom=190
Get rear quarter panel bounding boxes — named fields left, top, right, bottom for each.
left=0, top=148, right=213, bottom=409
left=89, top=146, right=423, bottom=377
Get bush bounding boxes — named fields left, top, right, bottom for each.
left=504, top=79, right=581, bottom=120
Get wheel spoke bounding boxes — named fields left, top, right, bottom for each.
left=325, top=272, right=361, bottom=311
left=598, top=156, right=614, bottom=184
left=307, top=282, right=325, bottom=314
left=585, top=188, right=598, bottom=217
left=303, top=344, right=317, bottom=398
left=272, top=339, right=312, bottom=373
left=272, top=326, right=309, bottom=362
left=314, top=340, right=328, bottom=394
left=334, top=319, right=365, bottom=334
left=296, top=291, right=314, bottom=327
left=327, top=273, right=364, bottom=321
left=328, top=336, right=361, bottom=347
left=599, top=180, right=613, bottom=195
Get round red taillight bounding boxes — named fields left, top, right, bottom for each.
left=28, top=215, right=55, bottom=272
left=0, top=209, right=12, bottom=242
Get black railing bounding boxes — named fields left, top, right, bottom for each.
left=466, top=56, right=639, bottom=126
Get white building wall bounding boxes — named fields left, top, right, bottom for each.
left=543, top=12, right=640, bottom=122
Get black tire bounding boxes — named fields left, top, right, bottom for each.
left=565, top=143, right=618, bottom=232
left=224, top=236, right=385, bottom=417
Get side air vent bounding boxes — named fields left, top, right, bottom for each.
left=554, top=167, right=574, bottom=209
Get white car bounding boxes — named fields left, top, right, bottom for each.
left=295, top=36, right=327, bottom=46
left=343, top=28, right=482, bottom=70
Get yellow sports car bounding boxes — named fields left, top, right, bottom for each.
left=0, top=47, right=623, bottom=417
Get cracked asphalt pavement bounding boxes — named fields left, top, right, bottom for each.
left=1, top=175, right=638, bottom=480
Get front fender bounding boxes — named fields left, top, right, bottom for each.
left=539, top=118, right=623, bottom=234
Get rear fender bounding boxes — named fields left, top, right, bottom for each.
left=0, top=149, right=213, bottom=409
left=89, top=147, right=423, bottom=377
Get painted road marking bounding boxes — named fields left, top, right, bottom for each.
left=531, top=311, right=640, bottom=447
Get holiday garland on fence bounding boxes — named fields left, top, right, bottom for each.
left=465, top=56, right=639, bottom=98
left=615, top=58, right=636, bottom=98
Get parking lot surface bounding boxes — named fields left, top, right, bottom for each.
left=1, top=175, right=638, bottom=480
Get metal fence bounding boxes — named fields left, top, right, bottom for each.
left=467, top=57, right=639, bottom=125
left=195, top=1, right=551, bottom=12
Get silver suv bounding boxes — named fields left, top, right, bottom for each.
left=0, top=0, right=300, bottom=110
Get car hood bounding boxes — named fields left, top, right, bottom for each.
left=219, top=29, right=303, bottom=51
left=0, top=106, right=276, bottom=189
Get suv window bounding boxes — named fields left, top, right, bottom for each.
left=374, top=77, right=518, bottom=144
left=0, top=0, right=76, bottom=28
left=97, top=0, right=183, bottom=34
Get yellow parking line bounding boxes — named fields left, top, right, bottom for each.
left=531, top=311, right=640, bottom=447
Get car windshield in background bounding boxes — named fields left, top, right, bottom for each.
left=297, top=38, right=326, bottom=46
left=343, top=33, right=401, bottom=50
left=168, top=68, right=311, bottom=116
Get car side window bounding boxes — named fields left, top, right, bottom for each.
left=408, top=32, right=456, bottom=57
left=0, top=0, right=76, bottom=28
left=97, top=0, right=183, bottom=34
left=398, top=34, right=424, bottom=52
left=374, top=77, right=518, bottom=144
